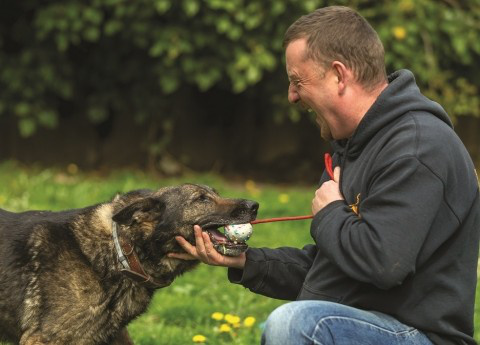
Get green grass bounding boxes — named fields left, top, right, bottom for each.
left=0, top=160, right=478, bottom=344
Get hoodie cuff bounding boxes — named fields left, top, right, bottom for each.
left=310, top=200, right=346, bottom=239
left=228, top=248, right=267, bottom=289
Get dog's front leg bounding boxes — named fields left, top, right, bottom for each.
left=19, top=334, right=46, bottom=345
left=110, top=328, right=134, bottom=345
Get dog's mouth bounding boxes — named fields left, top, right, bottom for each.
left=202, top=224, right=249, bottom=257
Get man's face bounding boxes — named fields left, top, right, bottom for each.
left=285, top=39, right=337, bottom=140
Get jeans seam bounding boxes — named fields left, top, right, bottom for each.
left=313, top=316, right=418, bottom=336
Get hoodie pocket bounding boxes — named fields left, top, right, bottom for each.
left=297, top=283, right=342, bottom=302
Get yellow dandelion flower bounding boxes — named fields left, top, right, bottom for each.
left=192, top=334, right=207, bottom=343
left=225, top=314, right=241, bottom=325
left=393, top=26, right=406, bottom=40
left=399, top=0, right=414, bottom=12
left=245, top=180, right=261, bottom=196
left=243, top=316, right=256, bottom=327
left=67, top=163, right=78, bottom=174
left=219, top=324, right=232, bottom=333
left=278, top=193, right=289, bottom=204
left=245, top=180, right=256, bottom=190
left=233, top=323, right=241, bottom=328
left=211, top=312, right=224, bottom=321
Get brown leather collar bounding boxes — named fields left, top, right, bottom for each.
left=112, top=221, right=171, bottom=289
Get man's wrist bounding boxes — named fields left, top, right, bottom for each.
left=227, top=252, right=246, bottom=269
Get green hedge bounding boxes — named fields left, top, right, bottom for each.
left=1, top=0, right=479, bottom=137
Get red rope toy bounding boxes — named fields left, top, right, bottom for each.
left=251, top=153, right=334, bottom=225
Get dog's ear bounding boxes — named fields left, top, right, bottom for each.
left=112, top=197, right=165, bottom=225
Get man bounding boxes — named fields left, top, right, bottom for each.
left=169, top=6, right=480, bottom=345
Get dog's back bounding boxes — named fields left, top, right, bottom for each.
left=0, top=209, right=31, bottom=342
left=0, top=207, right=91, bottom=344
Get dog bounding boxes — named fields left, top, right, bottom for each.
left=0, top=183, right=258, bottom=345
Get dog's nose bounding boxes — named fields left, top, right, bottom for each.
left=245, top=200, right=259, bottom=215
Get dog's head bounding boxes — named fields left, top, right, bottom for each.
left=111, top=184, right=259, bottom=257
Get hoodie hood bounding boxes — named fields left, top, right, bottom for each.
left=333, top=69, right=452, bottom=157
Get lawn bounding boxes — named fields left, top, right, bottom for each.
left=0, top=160, right=478, bottom=344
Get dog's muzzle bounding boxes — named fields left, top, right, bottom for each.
left=206, top=228, right=250, bottom=257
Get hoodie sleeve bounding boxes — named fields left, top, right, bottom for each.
left=227, top=244, right=316, bottom=300
left=311, top=155, right=446, bottom=290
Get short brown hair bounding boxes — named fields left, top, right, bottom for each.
left=284, top=6, right=387, bottom=89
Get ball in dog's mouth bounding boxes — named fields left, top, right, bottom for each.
left=205, top=223, right=253, bottom=256
left=224, top=223, right=253, bottom=242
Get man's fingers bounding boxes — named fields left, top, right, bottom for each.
left=167, top=252, right=197, bottom=260
left=202, top=231, right=213, bottom=249
left=202, top=231, right=222, bottom=258
left=168, top=236, right=199, bottom=260
left=194, top=225, right=207, bottom=256
left=333, top=166, right=341, bottom=183
left=169, top=225, right=231, bottom=266
left=200, top=229, right=222, bottom=264
left=170, top=225, right=246, bottom=269
left=174, top=235, right=195, bottom=254
left=202, top=233, right=212, bottom=255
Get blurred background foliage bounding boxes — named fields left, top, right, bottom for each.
left=0, top=0, right=479, bottom=180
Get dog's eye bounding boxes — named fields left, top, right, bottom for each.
left=195, top=194, right=210, bottom=203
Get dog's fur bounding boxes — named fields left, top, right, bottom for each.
left=0, top=184, right=258, bottom=345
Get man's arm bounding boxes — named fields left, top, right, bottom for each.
left=169, top=225, right=317, bottom=300
left=228, top=244, right=317, bottom=300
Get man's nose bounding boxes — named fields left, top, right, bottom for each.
left=288, top=84, right=300, bottom=104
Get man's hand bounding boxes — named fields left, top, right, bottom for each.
left=312, top=166, right=344, bottom=214
left=167, top=225, right=246, bottom=269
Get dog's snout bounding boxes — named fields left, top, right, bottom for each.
left=245, top=200, right=259, bottom=215
left=229, top=199, right=259, bottom=220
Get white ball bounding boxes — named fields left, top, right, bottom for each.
left=224, top=223, right=253, bottom=242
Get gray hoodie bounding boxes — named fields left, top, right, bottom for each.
left=229, top=70, right=480, bottom=345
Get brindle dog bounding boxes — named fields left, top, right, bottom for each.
left=0, top=184, right=258, bottom=345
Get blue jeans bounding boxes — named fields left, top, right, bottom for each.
left=261, top=301, right=433, bottom=345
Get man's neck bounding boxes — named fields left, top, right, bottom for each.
left=345, top=82, right=388, bottom=136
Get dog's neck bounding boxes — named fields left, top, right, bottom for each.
left=112, top=220, right=171, bottom=289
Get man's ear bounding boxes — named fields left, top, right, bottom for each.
left=112, top=197, right=165, bottom=225
left=331, top=60, right=349, bottom=94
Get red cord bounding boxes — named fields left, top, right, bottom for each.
left=324, top=153, right=335, bottom=180
left=251, top=215, right=313, bottom=224
left=250, top=153, right=334, bottom=225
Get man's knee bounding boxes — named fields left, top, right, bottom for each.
left=262, top=300, right=339, bottom=345
left=262, top=302, right=300, bottom=345
left=263, top=301, right=433, bottom=345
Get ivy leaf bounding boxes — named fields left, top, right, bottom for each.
left=19, top=119, right=36, bottom=138
left=159, top=73, right=179, bottom=94
left=87, top=106, right=108, bottom=124
left=38, top=110, right=58, bottom=128
left=182, top=0, right=200, bottom=17
left=155, top=0, right=172, bottom=14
